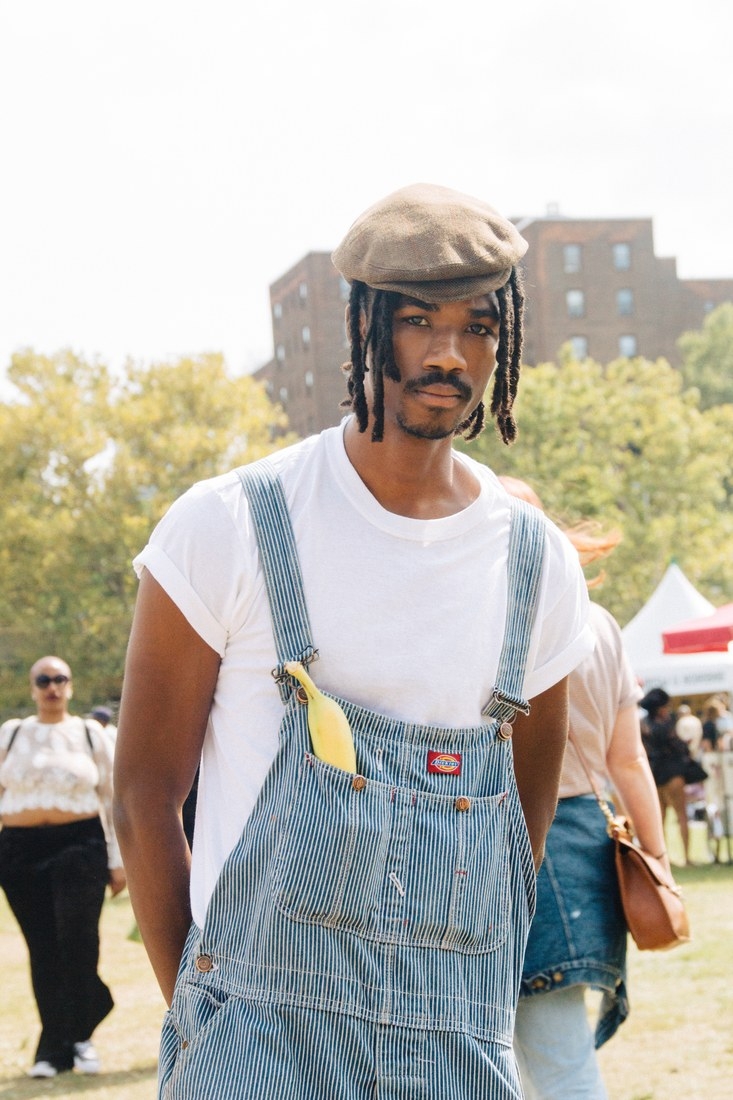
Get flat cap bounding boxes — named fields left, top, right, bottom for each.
left=332, top=183, right=528, bottom=301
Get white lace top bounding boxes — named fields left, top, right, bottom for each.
left=0, top=715, right=121, bottom=867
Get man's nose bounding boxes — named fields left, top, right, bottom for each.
left=424, top=329, right=466, bottom=372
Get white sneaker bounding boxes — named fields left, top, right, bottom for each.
left=73, top=1041, right=100, bottom=1074
left=28, top=1061, right=58, bottom=1078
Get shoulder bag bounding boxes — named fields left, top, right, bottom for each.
left=568, top=730, right=690, bottom=951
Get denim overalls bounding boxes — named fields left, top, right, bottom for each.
left=159, top=461, right=546, bottom=1099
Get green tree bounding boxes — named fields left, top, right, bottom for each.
left=0, top=351, right=295, bottom=718
left=461, top=352, right=733, bottom=625
left=678, top=303, right=733, bottom=409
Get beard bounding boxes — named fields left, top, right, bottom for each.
left=395, top=371, right=476, bottom=440
left=395, top=413, right=457, bottom=440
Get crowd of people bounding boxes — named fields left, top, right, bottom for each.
left=0, top=183, right=731, bottom=1098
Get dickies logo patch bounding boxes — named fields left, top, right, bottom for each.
left=427, top=751, right=462, bottom=775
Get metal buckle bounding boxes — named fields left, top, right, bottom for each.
left=490, top=689, right=531, bottom=717
left=271, top=646, right=320, bottom=685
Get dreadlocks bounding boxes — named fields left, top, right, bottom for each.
left=342, top=268, right=525, bottom=444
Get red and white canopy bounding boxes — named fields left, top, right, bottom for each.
left=663, top=603, right=733, bottom=655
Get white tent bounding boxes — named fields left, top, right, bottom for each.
left=621, top=564, right=733, bottom=696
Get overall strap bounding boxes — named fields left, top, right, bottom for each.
left=482, top=498, right=546, bottom=724
left=236, top=460, right=316, bottom=703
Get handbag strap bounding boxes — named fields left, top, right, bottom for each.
left=567, top=729, right=621, bottom=836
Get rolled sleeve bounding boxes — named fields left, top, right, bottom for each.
left=134, top=543, right=229, bottom=658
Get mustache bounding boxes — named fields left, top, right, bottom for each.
left=403, top=371, right=473, bottom=401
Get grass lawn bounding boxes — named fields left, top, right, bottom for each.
left=1, top=836, right=731, bottom=1098
left=0, top=890, right=163, bottom=1098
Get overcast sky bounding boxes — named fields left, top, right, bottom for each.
left=1, top=0, right=731, bottom=381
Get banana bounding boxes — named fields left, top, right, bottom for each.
left=284, top=661, right=357, bottom=773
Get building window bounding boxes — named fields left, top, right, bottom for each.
left=619, top=335, right=637, bottom=358
left=704, top=300, right=715, bottom=313
left=569, top=336, right=588, bottom=360
left=273, top=302, right=283, bottom=320
left=279, top=386, right=288, bottom=403
left=566, top=289, right=585, bottom=318
left=304, top=370, right=314, bottom=388
left=275, top=344, right=285, bottom=364
left=339, top=276, right=351, bottom=301
left=613, top=243, right=631, bottom=271
left=616, top=288, right=634, bottom=316
left=563, top=245, right=582, bottom=274
left=299, top=281, right=308, bottom=302
left=301, top=325, right=311, bottom=348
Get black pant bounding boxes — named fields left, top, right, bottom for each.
left=0, top=817, right=113, bottom=1070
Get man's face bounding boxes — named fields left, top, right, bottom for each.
left=378, top=292, right=500, bottom=440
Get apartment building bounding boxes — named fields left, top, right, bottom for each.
left=255, top=217, right=733, bottom=437
left=255, top=252, right=351, bottom=438
left=517, top=213, right=733, bottom=368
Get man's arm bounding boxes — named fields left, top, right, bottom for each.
left=113, top=569, right=221, bottom=1005
left=511, top=677, right=569, bottom=871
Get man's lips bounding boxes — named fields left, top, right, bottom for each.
left=413, top=389, right=463, bottom=407
left=405, top=374, right=472, bottom=403
left=417, top=384, right=463, bottom=398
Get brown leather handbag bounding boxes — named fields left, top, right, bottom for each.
left=568, top=732, right=690, bottom=951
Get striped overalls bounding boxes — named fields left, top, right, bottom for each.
left=159, top=462, right=545, bottom=1099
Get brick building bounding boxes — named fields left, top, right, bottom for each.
left=516, top=213, right=733, bottom=368
left=255, top=252, right=351, bottom=438
left=255, top=217, right=733, bottom=437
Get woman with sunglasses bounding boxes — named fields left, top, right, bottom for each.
left=0, top=655, right=125, bottom=1079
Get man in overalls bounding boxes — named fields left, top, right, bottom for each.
left=114, top=183, right=593, bottom=1098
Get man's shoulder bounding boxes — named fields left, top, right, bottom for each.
left=257, top=428, right=334, bottom=481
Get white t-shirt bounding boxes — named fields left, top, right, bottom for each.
left=135, top=421, right=593, bottom=925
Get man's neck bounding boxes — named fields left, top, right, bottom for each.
left=343, top=417, right=480, bottom=519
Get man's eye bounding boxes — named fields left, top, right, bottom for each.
left=402, top=315, right=429, bottom=326
left=467, top=323, right=494, bottom=336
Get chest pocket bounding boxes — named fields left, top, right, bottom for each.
left=273, top=752, right=510, bottom=955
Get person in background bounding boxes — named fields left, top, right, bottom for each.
left=701, top=697, right=723, bottom=752
left=504, top=477, right=670, bottom=1100
left=90, top=705, right=117, bottom=743
left=0, top=656, right=125, bottom=1078
left=114, top=184, right=593, bottom=1100
left=675, top=702, right=703, bottom=759
left=713, top=695, right=733, bottom=750
left=640, top=687, right=694, bottom=865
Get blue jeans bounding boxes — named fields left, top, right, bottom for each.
left=514, top=985, right=608, bottom=1099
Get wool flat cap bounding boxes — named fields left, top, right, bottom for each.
left=332, top=183, right=528, bottom=301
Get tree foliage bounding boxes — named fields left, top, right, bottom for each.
left=3, top=318, right=733, bottom=717
left=0, top=351, right=295, bottom=719
left=678, top=303, right=733, bottom=410
left=462, top=351, right=733, bottom=627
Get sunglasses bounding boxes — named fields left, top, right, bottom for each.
left=35, top=674, right=70, bottom=688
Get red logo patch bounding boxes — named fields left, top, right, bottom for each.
left=427, top=751, right=462, bottom=775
